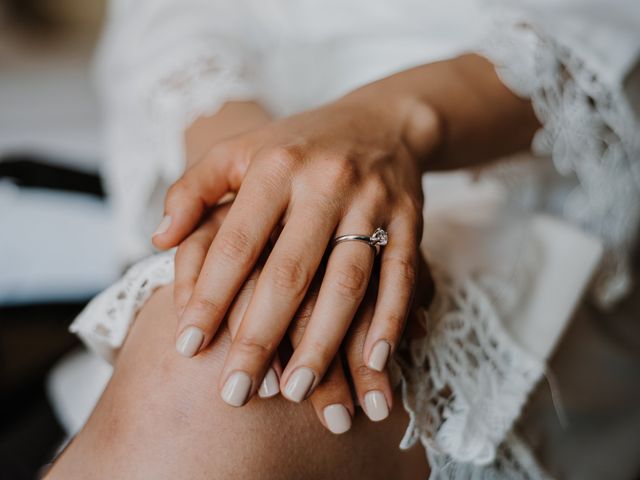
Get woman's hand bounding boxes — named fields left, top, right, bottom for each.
left=155, top=53, right=539, bottom=408
left=174, top=204, right=434, bottom=433
left=154, top=91, right=439, bottom=407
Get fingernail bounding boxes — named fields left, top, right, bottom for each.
left=258, top=368, right=280, bottom=398
left=364, top=390, right=389, bottom=422
left=368, top=341, right=391, bottom=372
left=175, top=326, right=204, bottom=357
left=221, top=371, right=252, bottom=407
left=283, top=367, right=315, bottom=402
left=323, top=404, right=352, bottom=434
left=153, top=215, right=172, bottom=236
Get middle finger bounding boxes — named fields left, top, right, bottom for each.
left=218, top=198, right=340, bottom=406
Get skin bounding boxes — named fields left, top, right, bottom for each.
left=153, top=53, right=539, bottom=415
left=175, top=203, right=434, bottom=431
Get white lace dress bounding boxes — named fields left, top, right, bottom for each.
left=68, top=0, right=640, bottom=478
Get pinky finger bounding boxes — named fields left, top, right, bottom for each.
left=308, top=358, right=354, bottom=435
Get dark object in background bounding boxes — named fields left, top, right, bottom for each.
left=0, top=302, right=85, bottom=479
left=0, top=156, right=104, bottom=197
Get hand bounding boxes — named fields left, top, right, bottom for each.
left=155, top=91, right=440, bottom=407
left=174, top=204, right=434, bottom=433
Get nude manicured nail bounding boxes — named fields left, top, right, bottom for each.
left=323, top=404, right=352, bottom=434
left=221, top=371, right=252, bottom=407
left=368, top=341, right=391, bottom=372
left=258, top=368, right=280, bottom=398
left=153, top=215, right=172, bottom=236
left=364, top=390, right=389, bottom=422
left=175, top=326, right=204, bottom=357
left=283, top=367, right=315, bottom=402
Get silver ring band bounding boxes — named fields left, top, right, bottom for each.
left=332, top=227, right=388, bottom=254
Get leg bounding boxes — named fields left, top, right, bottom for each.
left=47, top=285, right=429, bottom=480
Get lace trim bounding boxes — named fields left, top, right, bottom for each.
left=397, top=230, right=545, bottom=469
left=143, top=48, right=257, bottom=179
left=70, top=250, right=176, bottom=363
left=426, top=433, right=552, bottom=480
left=483, top=17, right=640, bottom=309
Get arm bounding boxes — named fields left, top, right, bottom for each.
left=341, top=53, right=540, bottom=172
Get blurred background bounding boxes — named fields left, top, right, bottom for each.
left=0, top=1, right=119, bottom=477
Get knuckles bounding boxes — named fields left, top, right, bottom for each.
left=272, top=257, right=310, bottom=298
left=382, top=255, right=418, bottom=287
left=266, top=144, right=307, bottom=172
left=188, top=295, right=226, bottom=319
left=332, top=263, right=368, bottom=298
left=216, top=228, right=255, bottom=264
left=353, top=364, right=379, bottom=383
left=234, top=334, right=275, bottom=360
left=166, top=179, right=191, bottom=204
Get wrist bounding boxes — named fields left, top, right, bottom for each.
left=339, top=80, right=445, bottom=168
left=342, top=53, right=538, bottom=173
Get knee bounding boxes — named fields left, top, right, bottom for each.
left=77, top=285, right=317, bottom=478
left=53, top=285, right=426, bottom=480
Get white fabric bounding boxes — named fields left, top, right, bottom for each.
left=481, top=2, right=640, bottom=308
left=67, top=1, right=640, bottom=479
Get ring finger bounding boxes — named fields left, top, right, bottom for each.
left=280, top=207, right=382, bottom=402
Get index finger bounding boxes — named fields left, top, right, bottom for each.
left=152, top=143, right=246, bottom=250
left=174, top=163, right=289, bottom=357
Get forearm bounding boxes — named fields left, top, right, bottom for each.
left=345, top=54, right=540, bottom=172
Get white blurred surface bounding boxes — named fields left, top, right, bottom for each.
left=0, top=181, right=120, bottom=304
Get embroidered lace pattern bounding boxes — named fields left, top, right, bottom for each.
left=483, top=16, right=640, bottom=309
left=425, top=433, right=552, bottom=480
left=70, top=251, right=176, bottom=363
left=395, top=229, right=546, bottom=478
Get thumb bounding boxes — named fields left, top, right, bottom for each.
left=152, top=144, right=246, bottom=249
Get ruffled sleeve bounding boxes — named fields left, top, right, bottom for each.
left=481, top=0, right=640, bottom=308
left=95, top=0, right=261, bottom=264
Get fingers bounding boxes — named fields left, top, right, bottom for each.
left=225, top=256, right=282, bottom=399
left=175, top=166, right=289, bottom=358
left=152, top=143, right=246, bottom=250
left=217, top=200, right=339, bottom=407
left=363, top=213, right=421, bottom=372
left=279, top=213, right=376, bottom=403
left=345, top=279, right=393, bottom=422
left=309, top=358, right=354, bottom=435
left=289, top=275, right=354, bottom=435
left=173, top=204, right=231, bottom=315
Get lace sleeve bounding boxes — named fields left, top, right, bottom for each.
left=480, top=3, right=640, bottom=308
left=96, top=0, right=260, bottom=264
